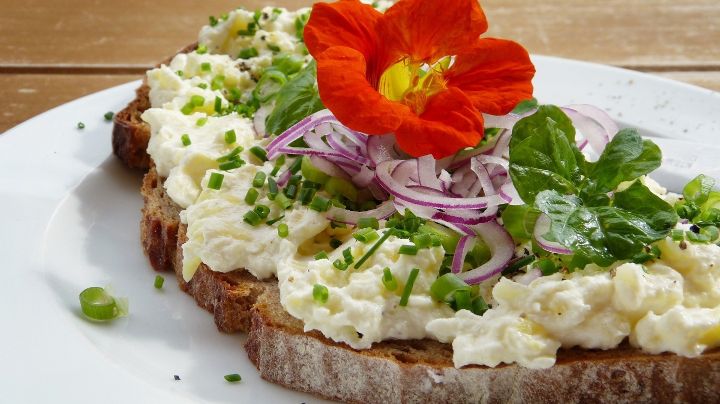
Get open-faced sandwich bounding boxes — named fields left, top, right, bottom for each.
left=112, top=0, right=720, bottom=402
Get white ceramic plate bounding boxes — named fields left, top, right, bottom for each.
left=1, top=56, right=719, bottom=404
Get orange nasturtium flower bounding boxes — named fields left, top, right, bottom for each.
left=304, top=0, right=535, bottom=158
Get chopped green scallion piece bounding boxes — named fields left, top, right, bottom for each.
left=180, top=134, right=191, bottom=146
left=289, top=157, right=303, bottom=174
left=196, top=44, right=208, bottom=54
left=181, top=102, right=194, bottom=115
left=536, top=258, right=559, bottom=276
left=79, top=287, right=119, bottom=321
left=333, top=259, right=348, bottom=271
left=254, top=204, right=270, bottom=219
left=278, top=223, right=289, bottom=238
left=245, top=188, right=259, bottom=205
left=357, top=217, right=379, bottom=230
left=211, top=75, right=225, bottom=91
left=243, top=210, right=262, bottom=226
left=252, top=171, right=267, bottom=188
left=343, top=247, right=354, bottom=264
left=309, top=195, right=331, bottom=212
left=429, top=273, right=470, bottom=302
left=284, top=184, right=298, bottom=199
left=266, top=215, right=285, bottom=225
left=298, top=187, right=316, bottom=205
left=453, top=289, right=472, bottom=311
left=207, top=172, right=224, bottom=190
left=382, top=267, right=397, bottom=291
left=273, top=193, right=293, bottom=210
left=354, top=229, right=394, bottom=269
left=330, top=238, right=342, bottom=249
left=224, top=374, right=241, bottom=382
left=471, top=296, right=489, bottom=316
left=200, top=62, right=212, bottom=72
left=271, top=155, right=286, bottom=176
left=399, top=268, right=420, bottom=307
left=104, top=111, right=114, bottom=121
left=216, top=146, right=243, bottom=163
left=267, top=177, right=279, bottom=200
left=238, top=47, right=259, bottom=59
left=314, top=251, right=328, bottom=260
left=219, top=159, right=244, bottom=171
left=196, top=117, right=208, bottom=127
left=313, top=284, right=329, bottom=304
left=411, top=233, right=432, bottom=249
left=77, top=122, right=85, bottom=129
left=502, top=255, right=535, bottom=275
left=224, top=129, right=236, bottom=144
left=209, top=15, right=218, bottom=26
left=154, top=275, right=164, bottom=289
left=214, top=96, right=222, bottom=113
left=353, top=228, right=379, bottom=243
left=398, top=244, right=418, bottom=255
left=197, top=83, right=208, bottom=89
left=249, top=146, right=268, bottom=162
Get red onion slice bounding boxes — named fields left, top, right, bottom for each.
left=483, top=113, right=521, bottom=130
left=253, top=104, right=272, bottom=138
left=368, top=134, right=400, bottom=166
left=561, top=107, right=610, bottom=158
left=533, top=214, right=572, bottom=255
left=457, top=221, right=515, bottom=284
left=310, top=156, right=351, bottom=181
left=565, top=104, right=619, bottom=137
left=451, top=235, right=475, bottom=274
left=326, top=200, right=396, bottom=225
left=267, top=109, right=335, bottom=158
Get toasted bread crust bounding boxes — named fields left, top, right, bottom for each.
left=112, top=43, right=197, bottom=170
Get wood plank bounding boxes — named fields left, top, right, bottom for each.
left=0, top=0, right=718, bottom=69
left=0, top=74, right=139, bottom=133
left=654, top=71, right=720, bottom=92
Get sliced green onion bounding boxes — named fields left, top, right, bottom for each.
left=411, top=233, right=432, bottom=249
left=288, top=157, right=303, bottom=174
left=284, top=184, right=298, bottom=199
left=190, top=95, right=205, bottom=106
left=237, top=21, right=257, bottom=36
left=224, top=129, right=236, bottom=144
left=266, top=215, right=285, bottom=225
left=382, top=267, right=397, bottom=291
left=181, top=102, right=194, bottom=115
left=267, top=177, right=278, bottom=200
left=154, top=275, right=164, bottom=289
left=278, top=223, right=289, bottom=238
left=353, top=228, right=378, bottom=243
left=252, top=171, right=267, bottom=188
left=217, top=146, right=243, bottom=163
left=273, top=193, right=293, bottom=210
left=309, top=195, right=331, bottom=212
left=200, top=62, right=212, bottom=72
left=238, top=47, right=259, bottom=59
left=536, top=258, right=558, bottom=276
left=196, top=43, right=208, bottom=54
left=471, top=296, right=489, bottom=316
left=219, top=159, right=244, bottom=171
left=77, top=122, right=85, bottom=129
left=314, top=251, right=328, bottom=260
left=267, top=44, right=281, bottom=52
left=333, top=259, right=348, bottom=271
left=357, top=217, right=379, bottom=230
left=207, top=172, right=224, bottom=190
left=104, top=111, right=114, bottom=121
left=354, top=229, right=394, bottom=269
left=399, top=268, right=420, bottom=307
left=176, top=70, right=184, bottom=77
left=254, top=204, right=270, bottom=219
left=214, top=96, right=222, bottom=113
left=398, top=244, right=418, bottom=255
left=197, top=83, right=208, bottom=89
left=224, top=374, right=241, bottom=382
left=430, top=273, right=470, bottom=302
left=502, top=255, right=535, bottom=275
left=243, top=210, right=262, bottom=226
left=211, top=75, right=226, bottom=91
left=196, top=117, right=208, bottom=127
left=244, top=188, right=259, bottom=205
left=298, top=187, right=316, bottom=205
left=181, top=134, right=191, bottom=146
left=313, top=284, right=329, bottom=304
left=270, top=155, right=286, bottom=176
left=79, top=287, right=118, bottom=321
left=209, top=15, right=218, bottom=26
left=249, top=146, right=268, bottom=162
left=330, top=238, right=342, bottom=249
left=342, top=247, right=354, bottom=264
left=453, top=289, right=472, bottom=311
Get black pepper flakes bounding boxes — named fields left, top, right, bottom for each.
left=174, top=375, right=181, bottom=381
left=690, top=224, right=701, bottom=233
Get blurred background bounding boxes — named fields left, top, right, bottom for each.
left=1, top=0, right=718, bottom=132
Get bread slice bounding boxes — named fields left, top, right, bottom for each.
left=138, top=167, right=720, bottom=403
left=121, top=45, right=720, bottom=403
left=112, top=43, right=197, bottom=170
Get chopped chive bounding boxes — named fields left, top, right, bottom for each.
left=267, top=177, right=278, bottom=200
left=196, top=117, right=208, bottom=127
left=266, top=215, right=285, bottom=225
left=354, top=229, right=394, bottom=269
left=284, top=184, right=298, bottom=199
left=243, top=210, right=262, bottom=226
left=270, top=155, right=286, bottom=176
left=237, top=21, right=257, bottom=36
left=200, top=62, right=212, bottom=72
left=333, top=259, right=348, bottom=271
left=219, top=159, right=244, bottom=171
left=398, top=244, right=418, bottom=255
left=79, top=287, right=118, bottom=321
left=181, top=134, right=191, bottom=146
left=331, top=221, right=347, bottom=229
left=209, top=15, right=218, bottom=26
left=353, top=228, right=378, bottom=243
left=249, top=146, right=268, bottom=162
left=77, top=122, right=85, bottom=129
left=211, top=75, right=225, bottom=91
left=273, top=193, right=293, bottom=210
left=254, top=204, right=270, bottom=219
left=357, top=217, right=379, bottom=230
left=313, top=284, right=329, bottom=304
left=197, top=82, right=208, bottom=89
left=342, top=247, right=354, bottom=264
left=411, top=233, right=432, bottom=249
left=104, top=111, right=114, bottom=121
left=207, top=172, right=224, bottom=190
left=176, top=70, right=184, bottom=77
left=244, top=188, right=259, bottom=205
left=309, top=195, right=331, bottom=212
left=197, top=43, right=208, bottom=54
left=382, top=267, right=397, bottom=291
left=471, top=296, right=489, bottom=315
left=314, top=251, right=328, bottom=260
left=224, top=129, right=236, bottom=144
left=330, top=238, right=343, bottom=249
left=224, top=374, right=241, bottom=382
left=288, top=174, right=302, bottom=187
left=288, top=157, right=302, bottom=174
left=217, top=146, right=243, bottom=162
left=267, top=44, right=281, bottom=52
left=238, top=47, right=259, bottom=59
left=536, top=258, right=558, bottom=276
left=502, top=255, right=535, bottom=275
left=278, top=223, right=289, bottom=238
left=453, top=289, right=472, bottom=311
left=252, top=171, right=267, bottom=188
left=399, top=268, right=420, bottom=307
left=190, top=95, right=205, bottom=106
left=181, top=102, right=194, bottom=115
left=214, top=96, right=222, bottom=113
left=154, top=275, right=164, bottom=289
left=298, top=187, right=316, bottom=205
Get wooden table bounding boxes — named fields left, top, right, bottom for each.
left=1, top=0, right=718, bottom=133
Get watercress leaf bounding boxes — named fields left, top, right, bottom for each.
left=587, top=129, right=662, bottom=193
left=613, top=180, right=679, bottom=236
left=265, top=60, right=324, bottom=135
left=509, top=114, right=581, bottom=204
left=510, top=105, right=576, bottom=148
left=683, top=174, right=716, bottom=205
left=501, top=204, right=541, bottom=243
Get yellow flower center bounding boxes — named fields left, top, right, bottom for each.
left=378, top=57, right=450, bottom=115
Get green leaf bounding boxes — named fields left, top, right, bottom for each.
left=265, top=61, right=324, bottom=135
left=511, top=97, right=538, bottom=114
left=683, top=174, right=716, bottom=205
left=586, top=129, right=662, bottom=193
left=535, top=181, right=677, bottom=266
left=501, top=204, right=541, bottom=243
left=509, top=108, right=582, bottom=204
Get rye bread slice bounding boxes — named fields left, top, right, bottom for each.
left=112, top=43, right=197, bottom=170
left=138, top=167, right=720, bottom=403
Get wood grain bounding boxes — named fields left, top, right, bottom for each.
left=1, top=0, right=718, bottom=69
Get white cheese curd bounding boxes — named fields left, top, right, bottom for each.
left=612, top=262, right=684, bottom=322
left=655, top=237, right=720, bottom=308
left=182, top=164, right=329, bottom=281
left=633, top=306, right=720, bottom=356
left=427, top=309, right=560, bottom=369
left=142, top=108, right=256, bottom=208
left=278, top=232, right=454, bottom=349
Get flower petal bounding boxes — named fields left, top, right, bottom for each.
left=395, top=87, right=484, bottom=158
left=316, top=46, right=412, bottom=135
left=379, top=0, right=488, bottom=63
left=304, top=1, right=383, bottom=61
left=445, top=38, right=535, bottom=115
